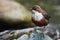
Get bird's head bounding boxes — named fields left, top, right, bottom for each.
left=31, top=5, right=44, bottom=13
left=31, top=5, right=51, bottom=20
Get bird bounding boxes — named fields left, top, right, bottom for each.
left=31, top=5, right=51, bottom=27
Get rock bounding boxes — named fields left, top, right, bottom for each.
left=0, top=0, right=33, bottom=31
left=17, top=28, right=53, bottom=40
left=0, top=0, right=32, bottom=22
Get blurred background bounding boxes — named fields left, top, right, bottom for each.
left=0, top=0, right=60, bottom=31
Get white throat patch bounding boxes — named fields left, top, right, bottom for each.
left=32, top=10, right=44, bottom=21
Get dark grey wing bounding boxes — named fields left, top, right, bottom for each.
left=42, top=13, right=51, bottom=20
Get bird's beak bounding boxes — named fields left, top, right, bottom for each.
left=30, top=8, right=33, bottom=12
left=30, top=8, right=34, bottom=14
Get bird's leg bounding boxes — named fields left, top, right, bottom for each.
left=44, top=26, right=45, bottom=28
left=41, top=26, right=47, bottom=38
